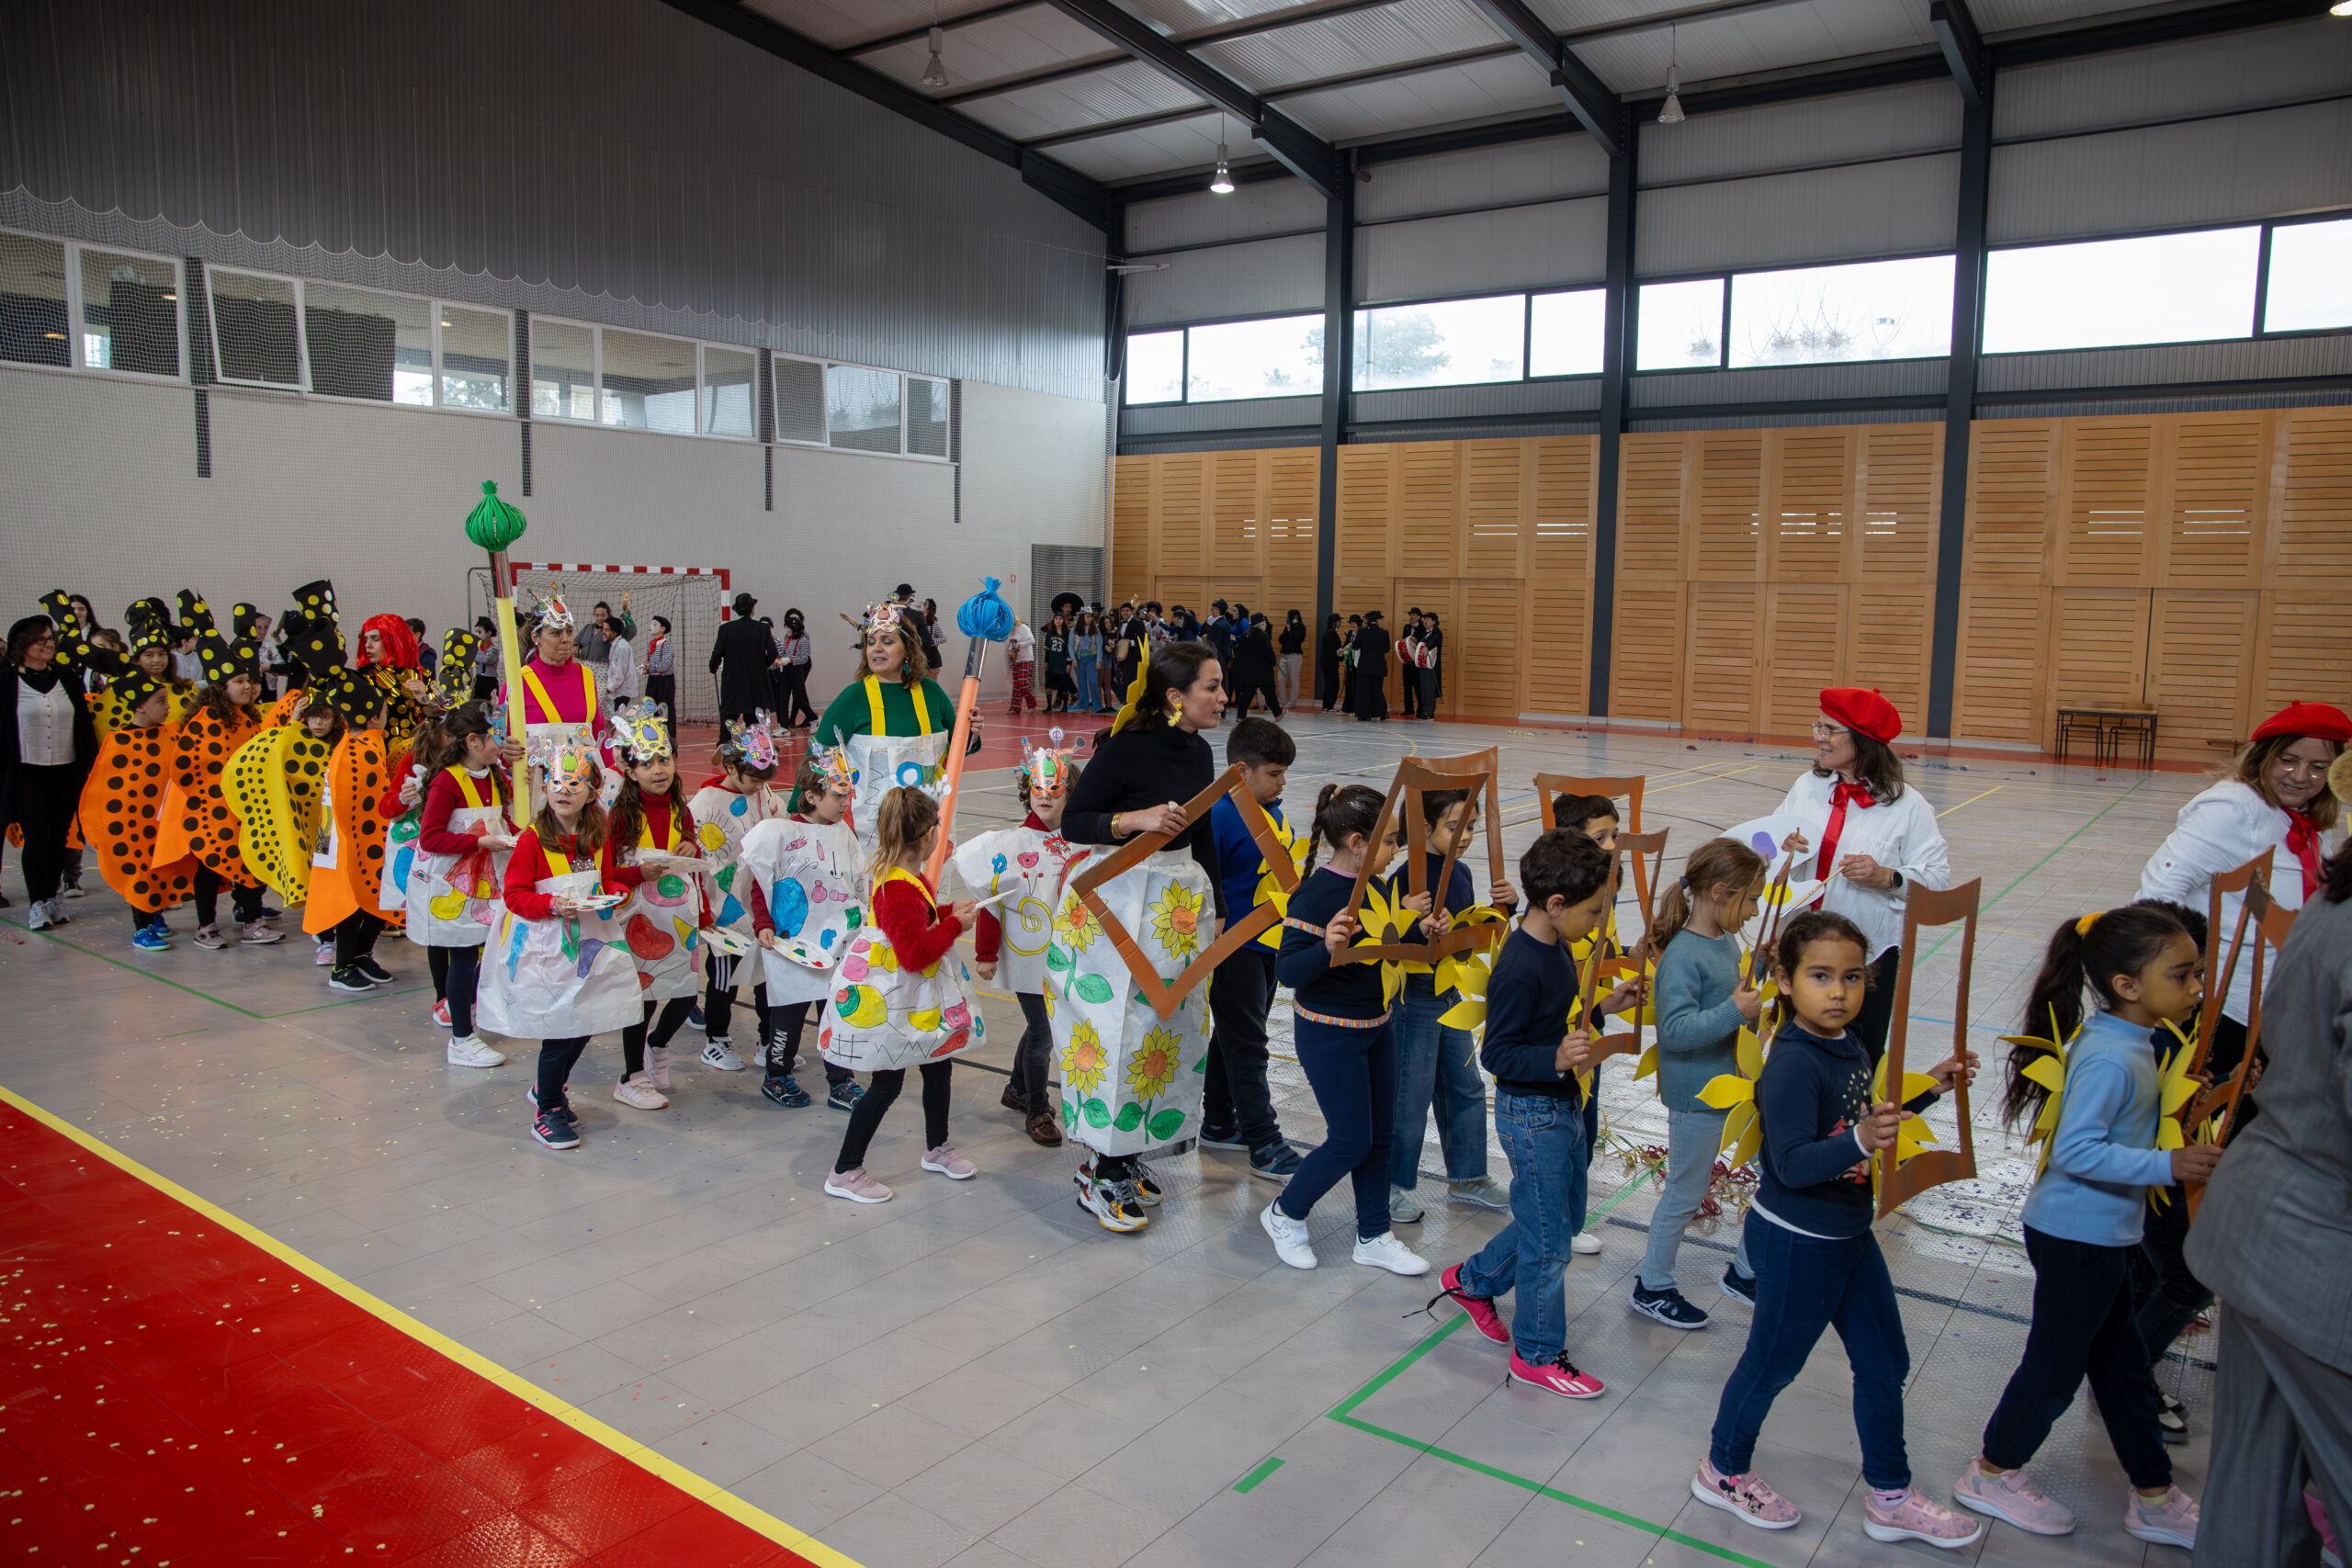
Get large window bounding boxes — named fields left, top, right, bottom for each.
left=200, top=271, right=511, bottom=409
left=1529, top=288, right=1605, bottom=378
left=303, top=282, right=433, bottom=402
left=2263, top=216, right=2352, bottom=334
left=769, top=354, right=953, bottom=459
left=599, top=329, right=697, bottom=433
left=1636, top=278, right=1725, bottom=371
left=1186, top=314, right=1324, bottom=401
left=828, top=365, right=901, bottom=453
left=210, top=269, right=302, bottom=387
left=1984, top=228, right=2261, bottom=354
left=1, top=232, right=185, bottom=379
left=531, top=318, right=770, bottom=437
left=1354, top=295, right=1522, bottom=391
left=701, top=344, right=757, bottom=438
left=1729, top=255, right=1952, bottom=367
left=1125, top=330, right=1183, bottom=404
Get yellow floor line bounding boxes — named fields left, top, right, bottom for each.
left=0, top=1081, right=866, bottom=1568
left=1936, top=784, right=2006, bottom=818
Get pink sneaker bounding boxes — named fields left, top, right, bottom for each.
left=921, top=1143, right=977, bottom=1180
left=1953, top=1461, right=2075, bottom=1535
left=1507, top=1349, right=1603, bottom=1400
left=432, top=997, right=451, bottom=1027
left=1690, top=1459, right=1800, bottom=1530
left=2124, top=1484, right=2199, bottom=1550
left=824, top=1167, right=893, bottom=1204
left=1864, top=1489, right=1984, bottom=1549
left=1440, top=1263, right=1510, bottom=1345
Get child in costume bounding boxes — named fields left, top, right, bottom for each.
left=956, top=734, right=1091, bottom=1148
left=820, top=785, right=983, bottom=1203
left=686, top=712, right=791, bottom=1078
left=94, top=596, right=197, bottom=733
left=741, top=744, right=866, bottom=1111
left=164, top=592, right=281, bottom=950
left=390, top=628, right=487, bottom=1024
left=602, top=701, right=716, bottom=1107
left=401, top=702, right=516, bottom=1071
left=1203, top=716, right=1310, bottom=1179
left=1556, top=791, right=1636, bottom=1256
left=480, top=736, right=641, bottom=1150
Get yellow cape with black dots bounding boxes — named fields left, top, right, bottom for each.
left=225, top=721, right=335, bottom=904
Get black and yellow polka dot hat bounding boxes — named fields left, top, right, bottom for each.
left=435, top=628, right=481, bottom=707
left=179, top=589, right=263, bottom=685
left=41, top=589, right=123, bottom=678
left=124, top=596, right=175, bottom=653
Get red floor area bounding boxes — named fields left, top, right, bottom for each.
left=0, top=1098, right=819, bottom=1568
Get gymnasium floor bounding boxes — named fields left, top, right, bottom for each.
left=0, top=709, right=2215, bottom=1567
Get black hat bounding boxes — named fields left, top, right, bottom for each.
left=893, top=582, right=915, bottom=599
left=1051, top=591, right=1084, bottom=615
left=1365, top=610, right=1385, bottom=623
left=108, top=670, right=170, bottom=714
left=125, top=597, right=174, bottom=652
left=732, top=591, right=757, bottom=615
left=1407, top=606, right=1423, bottom=615
left=180, top=590, right=264, bottom=686
left=232, top=603, right=266, bottom=641
left=436, top=628, right=481, bottom=707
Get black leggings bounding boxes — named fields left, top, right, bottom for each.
left=537, top=1036, right=589, bottom=1111
left=767, top=999, right=850, bottom=1084
left=702, top=949, right=768, bottom=1043
left=192, top=865, right=264, bottom=928
left=834, top=1062, right=951, bottom=1173
left=620, top=995, right=696, bottom=1077
left=334, top=911, right=386, bottom=966
left=427, top=945, right=482, bottom=1037
left=779, top=664, right=817, bottom=727
left=12, top=762, right=82, bottom=903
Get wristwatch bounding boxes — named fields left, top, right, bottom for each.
left=1888, top=870, right=1905, bottom=889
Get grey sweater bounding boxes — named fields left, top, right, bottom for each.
left=1652, top=929, right=1748, bottom=1114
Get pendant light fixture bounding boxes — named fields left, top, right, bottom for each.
left=1658, top=25, right=1686, bottom=124
left=1210, top=116, right=1236, bottom=194
left=921, top=25, right=950, bottom=88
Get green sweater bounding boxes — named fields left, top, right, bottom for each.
left=794, top=675, right=958, bottom=808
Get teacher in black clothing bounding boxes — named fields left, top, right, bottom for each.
left=1351, top=611, right=1389, bottom=722
left=709, top=592, right=778, bottom=727
left=1416, top=611, right=1443, bottom=719
left=1317, top=615, right=1343, bottom=711
left=1226, top=616, right=1282, bottom=717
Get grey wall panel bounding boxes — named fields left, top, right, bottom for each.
left=1124, top=231, right=1326, bottom=325
left=1351, top=378, right=1600, bottom=425
left=1356, top=197, right=1609, bottom=302
left=0, top=0, right=1110, bottom=399
left=1630, top=356, right=1949, bottom=408
left=1988, top=100, right=2352, bottom=245
left=1357, top=135, right=1609, bottom=223
left=1118, top=431, right=1317, bottom=454
left=1981, top=390, right=2352, bottom=419
left=1635, top=154, right=1959, bottom=276
left=1120, top=394, right=1321, bottom=433
left=1125, top=178, right=1325, bottom=254
left=1977, top=333, right=2352, bottom=393
left=1994, top=16, right=2352, bottom=141
left=1631, top=408, right=1940, bottom=431
left=1638, top=81, right=1962, bottom=188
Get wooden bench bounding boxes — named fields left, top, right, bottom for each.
left=2054, top=705, right=2158, bottom=768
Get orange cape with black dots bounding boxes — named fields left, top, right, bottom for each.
left=301, top=731, right=404, bottom=936
left=78, top=721, right=199, bottom=913
left=154, top=705, right=264, bottom=886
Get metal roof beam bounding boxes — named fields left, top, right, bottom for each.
left=1042, top=0, right=1342, bottom=196
left=1458, top=0, right=1625, bottom=158
left=1930, top=0, right=1988, bottom=107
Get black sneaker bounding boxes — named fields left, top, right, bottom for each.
left=2156, top=1391, right=2189, bottom=1445
left=531, top=1110, right=580, bottom=1150
left=527, top=1086, right=577, bottom=1124
left=327, top=965, right=376, bottom=994
left=1250, top=1140, right=1306, bottom=1181
left=352, top=953, right=394, bottom=985
left=1719, top=1264, right=1758, bottom=1307
left=1630, top=1282, right=1710, bottom=1330
left=1196, top=1125, right=1249, bottom=1150
left=826, top=1078, right=865, bottom=1112
left=687, top=1003, right=706, bottom=1032
left=763, top=1074, right=811, bottom=1108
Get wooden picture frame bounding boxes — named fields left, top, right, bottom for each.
left=2188, top=849, right=2274, bottom=1087
left=1334, top=750, right=1507, bottom=965
left=2186, top=873, right=2295, bottom=1149
left=1584, top=827, right=1669, bottom=1066
left=1875, top=878, right=1984, bottom=1220
left=1066, top=763, right=1303, bottom=1021
left=1535, top=773, right=1653, bottom=911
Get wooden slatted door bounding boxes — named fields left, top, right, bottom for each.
left=1265, top=450, right=1320, bottom=695
left=1525, top=436, right=1598, bottom=719
left=1611, top=433, right=1688, bottom=723
left=1112, top=460, right=1152, bottom=606
left=1855, top=425, right=1941, bottom=729
left=2256, top=407, right=2352, bottom=722
left=1952, top=420, right=2060, bottom=744
left=2146, top=592, right=2259, bottom=761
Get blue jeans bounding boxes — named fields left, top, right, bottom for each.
left=1277, top=1015, right=1396, bottom=1241
left=1639, top=1106, right=1753, bottom=1292
left=1390, top=977, right=1488, bottom=1190
left=1074, top=657, right=1097, bottom=710
left=1709, top=1219, right=1912, bottom=1491
left=1458, top=1088, right=1588, bottom=1364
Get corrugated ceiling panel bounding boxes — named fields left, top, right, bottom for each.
left=1978, top=333, right=2352, bottom=393
left=860, top=8, right=1116, bottom=91
left=1359, top=135, right=1609, bottom=222
left=1128, top=179, right=1326, bottom=253
left=1125, top=231, right=1327, bottom=324
left=952, top=60, right=1207, bottom=141
left=1988, top=100, right=2352, bottom=245
left=1556, top=0, right=1935, bottom=96
left=1637, top=152, right=1959, bottom=275
left=1121, top=0, right=1329, bottom=31
left=1044, top=118, right=1235, bottom=183
left=743, top=0, right=976, bottom=51
left=1638, top=80, right=1960, bottom=186
left=1357, top=197, right=1608, bottom=301
left=1197, top=0, right=1504, bottom=95
left=1994, top=16, right=2352, bottom=141
left=1278, top=53, right=1556, bottom=141
left=1967, top=0, right=2186, bottom=29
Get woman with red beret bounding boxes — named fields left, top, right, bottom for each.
left=1773, top=686, right=1952, bottom=1069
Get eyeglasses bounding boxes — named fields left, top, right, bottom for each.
left=2274, top=758, right=2332, bottom=781
left=1810, top=721, right=1849, bottom=739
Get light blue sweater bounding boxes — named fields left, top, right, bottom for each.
left=2019, top=1010, right=2177, bottom=1247
left=1652, top=929, right=1747, bottom=1114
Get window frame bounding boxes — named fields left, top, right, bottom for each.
left=426, top=301, right=516, bottom=418
left=51, top=235, right=190, bottom=385
left=1121, top=327, right=1189, bottom=407
left=1351, top=289, right=1536, bottom=394
left=2252, top=207, right=2352, bottom=343
left=695, top=340, right=761, bottom=442
left=1525, top=284, right=1608, bottom=383
left=205, top=264, right=311, bottom=391
left=765, top=350, right=954, bottom=463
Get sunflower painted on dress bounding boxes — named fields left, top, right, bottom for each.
left=1125, top=1024, right=1184, bottom=1102
left=1148, top=882, right=1205, bottom=964
left=1061, top=1019, right=1108, bottom=1100
left=1055, top=889, right=1102, bottom=953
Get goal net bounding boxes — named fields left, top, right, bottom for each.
left=465, top=564, right=731, bottom=725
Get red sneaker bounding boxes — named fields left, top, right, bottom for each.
left=1439, top=1263, right=1510, bottom=1345
left=432, top=997, right=451, bottom=1027
left=1508, top=1349, right=1604, bottom=1400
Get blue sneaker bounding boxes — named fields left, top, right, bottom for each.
left=1720, top=1264, right=1758, bottom=1307
left=826, top=1078, right=865, bottom=1112
left=1250, top=1140, right=1306, bottom=1181
left=1196, top=1125, right=1250, bottom=1150
left=763, top=1074, right=812, bottom=1108
left=131, top=925, right=171, bottom=953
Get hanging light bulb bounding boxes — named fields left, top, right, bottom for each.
left=1210, top=118, right=1235, bottom=194
left=2334, top=1, right=2351, bottom=15
left=1658, top=24, right=1685, bottom=124
left=921, top=26, right=950, bottom=89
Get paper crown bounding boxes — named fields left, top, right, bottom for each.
left=526, top=730, right=600, bottom=786
left=720, top=711, right=781, bottom=773
left=609, top=700, right=673, bottom=761
left=526, top=587, right=575, bottom=632
left=862, top=600, right=907, bottom=631
left=1020, top=728, right=1076, bottom=799
left=124, top=596, right=175, bottom=652
left=180, top=589, right=263, bottom=686
left=436, top=629, right=481, bottom=707
left=806, top=742, right=858, bottom=797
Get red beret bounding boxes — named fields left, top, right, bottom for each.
left=1819, top=686, right=1902, bottom=744
left=2250, top=701, right=2352, bottom=744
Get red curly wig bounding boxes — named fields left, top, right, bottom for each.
left=355, top=613, right=421, bottom=671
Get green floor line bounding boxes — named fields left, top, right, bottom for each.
left=1917, top=774, right=2147, bottom=964
left=1583, top=1163, right=1654, bottom=1225
left=1232, top=1457, right=1283, bottom=1494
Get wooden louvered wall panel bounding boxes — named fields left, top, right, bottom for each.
left=1526, top=436, right=1596, bottom=718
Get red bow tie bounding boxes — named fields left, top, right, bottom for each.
left=2285, top=808, right=2322, bottom=901
left=1815, top=780, right=1876, bottom=889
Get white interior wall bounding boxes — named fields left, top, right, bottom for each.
left=0, top=367, right=1105, bottom=705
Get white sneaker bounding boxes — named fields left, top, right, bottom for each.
left=446, top=1035, right=507, bottom=1069
left=646, top=1045, right=672, bottom=1090
left=27, top=900, right=53, bottom=931
left=700, top=1037, right=744, bottom=1072
left=614, top=1074, right=669, bottom=1110
left=1570, top=1230, right=1603, bottom=1255
left=1352, top=1231, right=1432, bottom=1277
left=1261, top=1201, right=1317, bottom=1269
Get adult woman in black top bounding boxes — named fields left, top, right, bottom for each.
left=1278, top=611, right=1307, bottom=709
left=4, top=614, right=97, bottom=931
left=1317, top=615, right=1342, bottom=711
left=1416, top=612, right=1443, bottom=720
left=1226, top=616, right=1282, bottom=717
left=1059, top=641, right=1228, bottom=1229
left=1351, top=612, right=1390, bottom=722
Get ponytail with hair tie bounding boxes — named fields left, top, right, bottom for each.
left=2001, top=903, right=2188, bottom=1130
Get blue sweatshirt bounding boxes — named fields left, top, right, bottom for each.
left=1391, top=850, right=1476, bottom=998
left=1753, top=1022, right=1940, bottom=1239
left=1652, top=929, right=1747, bottom=1115
left=2019, top=1010, right=2177, bottom=1247
left=1209, top=793, right=1286, bottom=927
left=1274, top=864, right=1388, bottom=1019
left=1479, top=928, right=1582, bottom=1102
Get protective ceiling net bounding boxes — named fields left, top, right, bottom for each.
left=470, top=567, right=726, bottom=724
